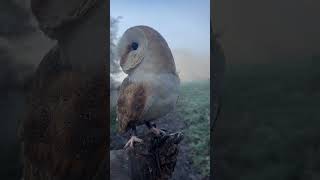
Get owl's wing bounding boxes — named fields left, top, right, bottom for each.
left=21, top=46, right=107, bottom=180
left=117, top=77, right=151, bottom=133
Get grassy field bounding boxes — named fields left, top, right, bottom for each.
left=214, top=57, right=320, bottom=180
left=110, top=80, right=211, bottom=177
left=176, top=80, right=210, bottom=176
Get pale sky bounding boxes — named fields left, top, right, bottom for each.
left=111, top=0, right=210, bottom=81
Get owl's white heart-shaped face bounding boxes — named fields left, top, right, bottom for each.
left=117, top=27, right=149, bottom=74
left=120, top=41, right=146, bottom=73
left=117, top=26, right=178, bottom=75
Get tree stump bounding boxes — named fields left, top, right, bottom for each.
left=109, top=131, right=184, bottom=180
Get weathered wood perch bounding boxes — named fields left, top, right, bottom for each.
left=108, top=131, right=184, bottom=180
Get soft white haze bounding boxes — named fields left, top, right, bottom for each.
left=111, top=0, right=210, bottom=82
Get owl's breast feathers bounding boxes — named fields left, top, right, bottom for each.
left=117, top=78, right=151, bottom=133
left=20, top=46, right=107, bottom=179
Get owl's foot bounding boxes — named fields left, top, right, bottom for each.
left=124, top=135, right=143, bottom=149
left=145, top=121, right=167, bottom=136
left=151, top=127, right=167, bottom=136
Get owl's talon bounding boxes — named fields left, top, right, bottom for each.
left=151, top=127, right=166, bottom=136
left=124, top=135, right=143, bottom=149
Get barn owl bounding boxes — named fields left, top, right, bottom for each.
left=116, top=26, right=180, bottom=149
left=19, top=1, right=107, bottom=179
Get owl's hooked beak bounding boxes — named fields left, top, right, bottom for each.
left=120, top=44, right=131, bottom=67
left=119, top=43, right=144, bottom=74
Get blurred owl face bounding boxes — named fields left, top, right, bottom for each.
left=31, top=0, right=98, bottom=39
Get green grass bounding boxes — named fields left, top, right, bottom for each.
left=214, top=57, right=320, bottom=180
left=176, top=80, right=210, bottom=176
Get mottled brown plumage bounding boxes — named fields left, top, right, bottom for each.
left=117, top=78, right=151, bottom=133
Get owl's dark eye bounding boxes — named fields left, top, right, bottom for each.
left=131, top=42, right=139, bottom=50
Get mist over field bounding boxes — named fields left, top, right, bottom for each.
left=173, top=49, right=210, bottom=82
left=110, top=45, right=211, bottom=83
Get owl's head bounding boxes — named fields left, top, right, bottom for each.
left=117, top=26, right=177, bottom=75
left=31, top=0, right=99, bottom=39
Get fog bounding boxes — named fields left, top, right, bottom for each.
left=173, top=49, right=210, bottom=82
